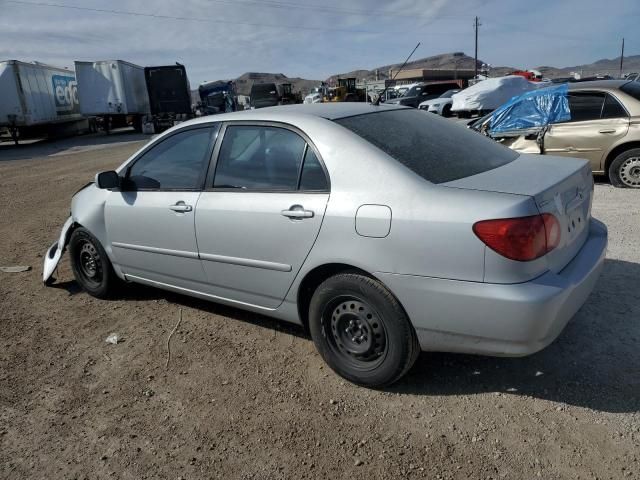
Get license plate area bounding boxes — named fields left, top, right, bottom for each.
left=565, top=208, right=586, bottom=243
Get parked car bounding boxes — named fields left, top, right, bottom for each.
left=471, top=80, right=640, bottom=188
left=418, top=89, right=461, bottom=117
left=250, top=83, right=279, bottom=109
left=452, top=75, right=540, bottom=118
left=43, top=104, right=607, bottom=387
left=303, top=92, right=322, bottom=104
left=624, top=72, right=639, bottom=82
left=387, top=83, right=460, bottom=108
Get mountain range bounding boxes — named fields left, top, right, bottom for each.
left=193, top=52, right=640, bottom=100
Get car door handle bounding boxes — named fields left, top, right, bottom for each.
left=169, top=202, right=192, bottom=212
left=598, top=129, right=616, bottom=134
left=281, top=205, right=314, bottom=219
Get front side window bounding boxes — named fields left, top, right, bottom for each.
left=214, top=126, right=306, bottom=190
left=126, top=127, right=215, bottom=190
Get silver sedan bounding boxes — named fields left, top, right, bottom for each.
left=43, top=104, right=607, bottom=387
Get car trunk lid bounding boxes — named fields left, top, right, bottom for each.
left=443, top=154, right=593, bottom=273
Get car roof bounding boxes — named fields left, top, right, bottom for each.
left=568, top=80, right=630, bottom=91
left=184, top=103, right=409, bottom=126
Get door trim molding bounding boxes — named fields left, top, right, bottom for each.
left=124, top=274, right=276, bottom=311
left=112, top=241, right=292, bottom=272
left=199, top=252, right=292, bottom=272
left=112, top=242, right=199, bottom=259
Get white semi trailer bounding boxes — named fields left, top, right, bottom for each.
left=75, top=60, right=150, bottom=132
left=0, top=60, right=90, bottom=144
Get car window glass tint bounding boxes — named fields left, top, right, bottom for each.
left=567, top=92, right=605, bottom=122
left=601, top=94, right=627, bottom=118
left=335, top=109, right=518, bottom=184
left=214, top=126, right=305, bottom=190
left=299, top=148, right=328, bottom=191
left=127, top=128, right=213, bottom=189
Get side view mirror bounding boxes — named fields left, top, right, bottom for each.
left=95, top=170, right=120, bottom=189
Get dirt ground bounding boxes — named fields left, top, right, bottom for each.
left=1, top=132, right=639, bottom=480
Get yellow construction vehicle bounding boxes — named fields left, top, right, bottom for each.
left=323, top=77, right=362, bottom=102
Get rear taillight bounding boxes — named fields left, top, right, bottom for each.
left=473, top=214, right=560, bottom=262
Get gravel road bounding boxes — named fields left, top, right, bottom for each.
left=1, top=133, right=638, bottom=479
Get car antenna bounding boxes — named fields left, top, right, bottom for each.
left=374, top=42, right=421, bottom=106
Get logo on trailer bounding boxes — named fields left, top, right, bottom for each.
left=52, top=75, right=80, bottom=115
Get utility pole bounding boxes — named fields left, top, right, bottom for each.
left=619, top=38, right=625, bottom=78
left=474, top=16, right=481, bottom=79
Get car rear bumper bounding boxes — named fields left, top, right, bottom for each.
left=376, top=218, right=607, bottom=356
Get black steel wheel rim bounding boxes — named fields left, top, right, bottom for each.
left=322, top=296, right=388, bottom=370
left=76, top=240, right=103, bottom=288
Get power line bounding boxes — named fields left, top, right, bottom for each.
left=3, top=0, right=385, bottom=34
left=208, top=0, right=474, bottom=21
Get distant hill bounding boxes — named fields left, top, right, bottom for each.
left=327, top=52, right=486, bottom=82
left=190, top=52, right=640, bottom=104
left=192, top=72, right=321, bottom=102
left=233, top=72, right=320, bottom=96
left=327, top=52, right=640, bottom=82
left=538, top=54, right=640, bottom=78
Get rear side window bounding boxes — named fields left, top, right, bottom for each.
left=335, top=109, right=518, bottom=184
left=601, top=94, right=627, bottom=118
left=214, top=125, right=306, bottom=190
left=299, top=147, right=328, bottom=191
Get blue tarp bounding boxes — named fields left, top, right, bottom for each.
left=488, top=84, right=571, bottom=134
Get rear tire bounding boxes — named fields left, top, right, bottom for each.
left=308, top=273, right=420, bottom=387
left=609, top=148, right=640, bottom=188
left=69, top=227, right=117, bottom=299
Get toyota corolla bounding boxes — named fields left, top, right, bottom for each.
left=43, top=104, right=607, bottom=387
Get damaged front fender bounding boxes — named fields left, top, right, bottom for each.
left=42, top=216, right=74, bottom=285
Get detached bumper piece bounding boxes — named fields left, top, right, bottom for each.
left=43, top=217, right=73, bottom=285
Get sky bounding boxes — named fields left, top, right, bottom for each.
left=0, top=0, right=638, bottom=85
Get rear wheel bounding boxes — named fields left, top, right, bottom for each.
left=308, top=273, right=420, bottom=387
left=69, top=227, right=117, bottom=298
left=609, top=148, right=640, bottom=188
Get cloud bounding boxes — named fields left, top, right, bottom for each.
left=0, top=0, right=638, bottom=84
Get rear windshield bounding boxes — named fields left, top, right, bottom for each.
left=620, top=81, right=640, bottom=101
left=335, top=109, right=519, bottom=184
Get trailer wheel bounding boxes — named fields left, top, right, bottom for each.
left=132, top=115, right=143, bottom=133
left=9, top=126, right=19, bottom=145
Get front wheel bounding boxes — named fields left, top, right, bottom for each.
left=69, top=227, right=117, bottom=298
left=308, top=273, right=420, bottom=387
left=609, top=148, right=640, bottom=188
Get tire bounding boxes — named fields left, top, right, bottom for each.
left=69, top=227, right=117, bottom=299
left=441, top=104, right=452, bottom=118
left=609, top=148, right=640, bottom=188
left=132, top=115, right=143, bottom=133
left=308, top=273, right=420, bottom=387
